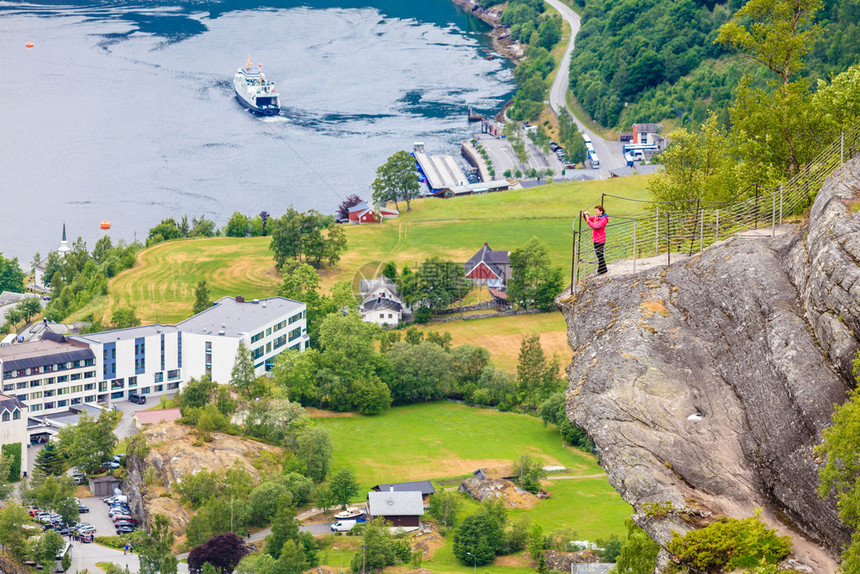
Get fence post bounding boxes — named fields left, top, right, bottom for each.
left=754, top=185, right=759, bottom=229
left=666, top=213, right=672, bottom=266
left=632, top=221, right=637, bottom=274
left=842, top=131, right=845, bottom=165
left=771, top=190, right=777, bottom=238
left=779, top=183, right=784, bottom=227
left=655, top=207, right=660, bottom=256
left=700, top=209, right=704, bottom=254
left=689, top=200, right=701, bottom=256
left=715, top=209, right=720, bottom=242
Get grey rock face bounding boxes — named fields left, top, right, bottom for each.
left=557, top=159, right=860, bottom=572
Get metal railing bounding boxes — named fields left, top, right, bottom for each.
left=567, top=123, right=860, bottom=297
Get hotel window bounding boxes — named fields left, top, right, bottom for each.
left=167, top=382, right=179, bottom=390
left=30, top=404, right=40, bottom=412
left=44, top=390, right=55, bottom=398
left=178, top=333, right=182, bottom=368
left=128, top=376, right=137, bottom=388
left=2, top=412, right=9, bottom=422
left=85, top=395, right=96, bottom=403
left=70, top=373, right=82, bottom=380
left=84, top=371, right=95, bottom=379
left=111, top=379, right=124, bottom=390
left=84, top=358, right=94, bottom=366
left=251, top=347, right=264, bottom=360
left=99, top=381, right=107, bottom=392
left=154, top=372, right=163, bottom=383
left=31, top=392, right=42, bottom=399
left=266, top=327, right=272, bottom=336
left=12, top=410, right=20, bottom=420
left=84, top=383, right=95, bottom=391
left=266, top=342, right=272, bottom=353
left=2, top=384, right=12, bottom=392
left=167, top=370, right=180, bottom=381
left=154, top=384, right=163, bottom=393
left=70, top=385, right=83, bottom=393
left=289, top=313, right=301, bottom=324
left=289, top=327, right=301, bottom=342
left=251, top=332, right=264, bottom=344
left=16, top=382, right=26, bottom=390
left=141, top=387, right=151, bottom=394
left=29, top=380, right=40, bottom=387
left=44, top=402, right=54, bottom=410
left=57, top=375, right=68, bottom=383
left=71, top=397, right=82, bottom=405
left=45, top=377, right=55, bottom=385
left=57, top=400, right=67, bottom=407
left=110, top=391, right=124, bottom=400
left=57, top=387, right=68, bottom=395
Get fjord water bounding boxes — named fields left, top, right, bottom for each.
left=0, top=0, right=514, bottom=261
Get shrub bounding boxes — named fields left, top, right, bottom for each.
left=667, top=512, right=791, bottom=572
left=1, top=443, right=21, bottom=481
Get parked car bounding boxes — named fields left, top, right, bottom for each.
left=127, top=392, right=146, bottom=404
left=104, top=495, right=128, bottom=505
left=330, top=520, right=356, bottom=532
left=78, top=505, right=89, bottom=514
left=115, top=525, right=136, bottom=534
left=76, top=525, right=95, bottom=535
left=108, top=507, right=131, bottom=518
left=101, top=460, right=120, bottom=469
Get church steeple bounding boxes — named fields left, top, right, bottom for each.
left=58, top=223, right=70, bottom=254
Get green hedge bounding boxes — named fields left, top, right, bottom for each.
left=2, top=443, right=21, bottom=482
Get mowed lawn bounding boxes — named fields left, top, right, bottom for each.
left=318, top=402, right=603, bottom=489
left=416, top=312, right=570, bottom=371
left=315, top=402, right=632, bottom=558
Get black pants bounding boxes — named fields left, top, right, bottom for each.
left=594, top=242, right=607, bottom=274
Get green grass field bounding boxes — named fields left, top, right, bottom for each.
left=314, top=402, right=632, bottom=573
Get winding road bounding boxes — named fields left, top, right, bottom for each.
left=544, top=0, right=625, bottom=177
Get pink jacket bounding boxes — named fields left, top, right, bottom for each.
left=584, top=214, right=608, bottom=243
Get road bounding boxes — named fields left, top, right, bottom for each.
left=544, top=0, right=625, bottom=177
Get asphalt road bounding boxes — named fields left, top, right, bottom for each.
left=545, top=0, right=626, bottom=177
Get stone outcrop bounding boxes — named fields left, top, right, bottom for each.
left=459, top=476, right=537, bottom=508
left=125, top=421, right=283, bottom=546
left=557, top=159, right=860, bottom=572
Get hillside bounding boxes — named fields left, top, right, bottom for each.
left=568, top=0, right=860, bottom=129
left=557, top=157, right=860, bottom=570
left=97, top=175, right=651, bottom=326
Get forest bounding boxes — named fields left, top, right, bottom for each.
left=567, top=0, right=860, bottom=128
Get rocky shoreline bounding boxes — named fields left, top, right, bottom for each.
left=449, top=0, right=525, bottom=63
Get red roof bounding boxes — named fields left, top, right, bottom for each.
left=135, top=408, right=182, bottom=425
left=466, top=261, right=501, bottom=280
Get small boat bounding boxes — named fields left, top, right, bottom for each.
left=25, top=42, right=34, bottom=48
left=233, top=58, right=280, bottom=116
left=100, top=221, right=111, bottom=230
left=334, top=507, right=365, bottom=520
left=484, top=54, right=495, bottom=60
left=467, top=107, right=485, bottom=122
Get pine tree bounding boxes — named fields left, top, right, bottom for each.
left=34, top=443, right=65, bottom=476
left=192, top=281, right=212, bottom=315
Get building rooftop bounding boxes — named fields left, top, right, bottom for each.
left=73, top=324, right=179, bottom=344
left=372, top=480, right=436, bottom=496
left=367, top=490, right=424, bottom=517
left=0, top=340, right=94, bottom=372
left=0, top=394, right=25, bottom=413
left=178, top=296, right=305, bottom=338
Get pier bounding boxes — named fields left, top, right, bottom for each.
left=413, top=143, right=469, bottom=193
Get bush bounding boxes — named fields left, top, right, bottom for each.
left=94, top=534, right=134, bottom=549
left=667, top=512, right=791, bottom=572
left=1, top=443, right=21, bottom=482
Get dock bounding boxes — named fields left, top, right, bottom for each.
left=413, top=143, right=469, bottom=193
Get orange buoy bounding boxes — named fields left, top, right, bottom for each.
left=25, top=42, right=34, bottom=48
left=100, top=221, right=111, bottom=230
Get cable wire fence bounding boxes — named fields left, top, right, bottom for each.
left=567, top=123, right=860, bottom=296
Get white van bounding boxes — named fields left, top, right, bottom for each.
left=331, top=520, right=356, bottom=532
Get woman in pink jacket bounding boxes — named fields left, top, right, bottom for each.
left=583, top=205, right=609, bottom=275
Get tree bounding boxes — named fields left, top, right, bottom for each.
left=371, top=151, right=420, bottom=211
left=385, top=342, right=454, bottom=404
left=55, top=409, right=119, bottom=474
left=111, top=305, right=141, bottom=329
left=349, top=519, right=404, bottom=573
left=0, top=503, right=30, bottom=562
left=135, top=513, right=179, bottom=574
left=147, top=218, right=183, bottom=246
left=452, top=509, right=504, bottom=565
left=647, top=112, right=738, bottom=211
left=265, top=503, right=300, bottom=560
left=15, top=298, right=41, bottom=324
left=0, top=445, right=20, bottom=486
left=510, top=454, right=547, bottom=493
left=507, top=237, right=563, bottom=311
left=24, top=474, right=79, bottom=525
left=34, top=442, right=65, bottom=476
left=336, top=194, right=364, bottom=221
left=613, top=519, right=661, bottom=574
left=0, top=253, right=24, bottom=293
left=188, top=533, right=249, bottom=574
left=716, top=0, right=822, bottom=86
left=274, top=540, right=309, bottom=574
left=193, top=281, right=212, bottom=315
left=428, top=491, right=462, bottom=528
left=230, top=342, right=264, bottom=400
left=350, top=375, right=393, bottom=415
left=516, top=333, right=560, bottom=408
left=224, top=212, right=251, bottom=237
left=329, top=469, right=359, bottom=509
left=296, top=427, right=332, bottom=483
left=817, top=356, right=860, bottom=570
left=179, top=375, right=217, bottom=414
left=29, top=529, right=65, bottom=572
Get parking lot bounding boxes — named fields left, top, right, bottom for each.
left=77, top=496, right=119, bottom=537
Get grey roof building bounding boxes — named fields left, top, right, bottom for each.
left=367, top=489, right=424, bottom=528
left=372, top=480, right=436, bottom=496
left=178, top=296, right=304, bottom=337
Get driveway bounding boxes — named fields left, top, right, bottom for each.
left=112, top=398, right=170, bottom=440
left=545, top=0, right=626, bottom=177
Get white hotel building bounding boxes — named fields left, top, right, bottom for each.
left=0, top=296, right=307, bottom=417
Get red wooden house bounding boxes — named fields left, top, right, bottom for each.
left=347, top=203, right=380, bottom=224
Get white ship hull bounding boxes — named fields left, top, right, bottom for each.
left=233, top=61, right=280, bottom=116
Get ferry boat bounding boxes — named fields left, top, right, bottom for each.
left=233, top=59, right=280, bottom=116
left=333, top=507, right=365, bottom=520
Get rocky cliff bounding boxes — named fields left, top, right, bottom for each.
left=557, top=159, right=860, bottom=572
left=125, top=421, right=283, bottom=547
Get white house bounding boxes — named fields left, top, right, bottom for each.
left=359, top=276, right=403, bottom=327
left=178, top=296, right=308, bottom=384
left=0, top=394, right=27, bottom=477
